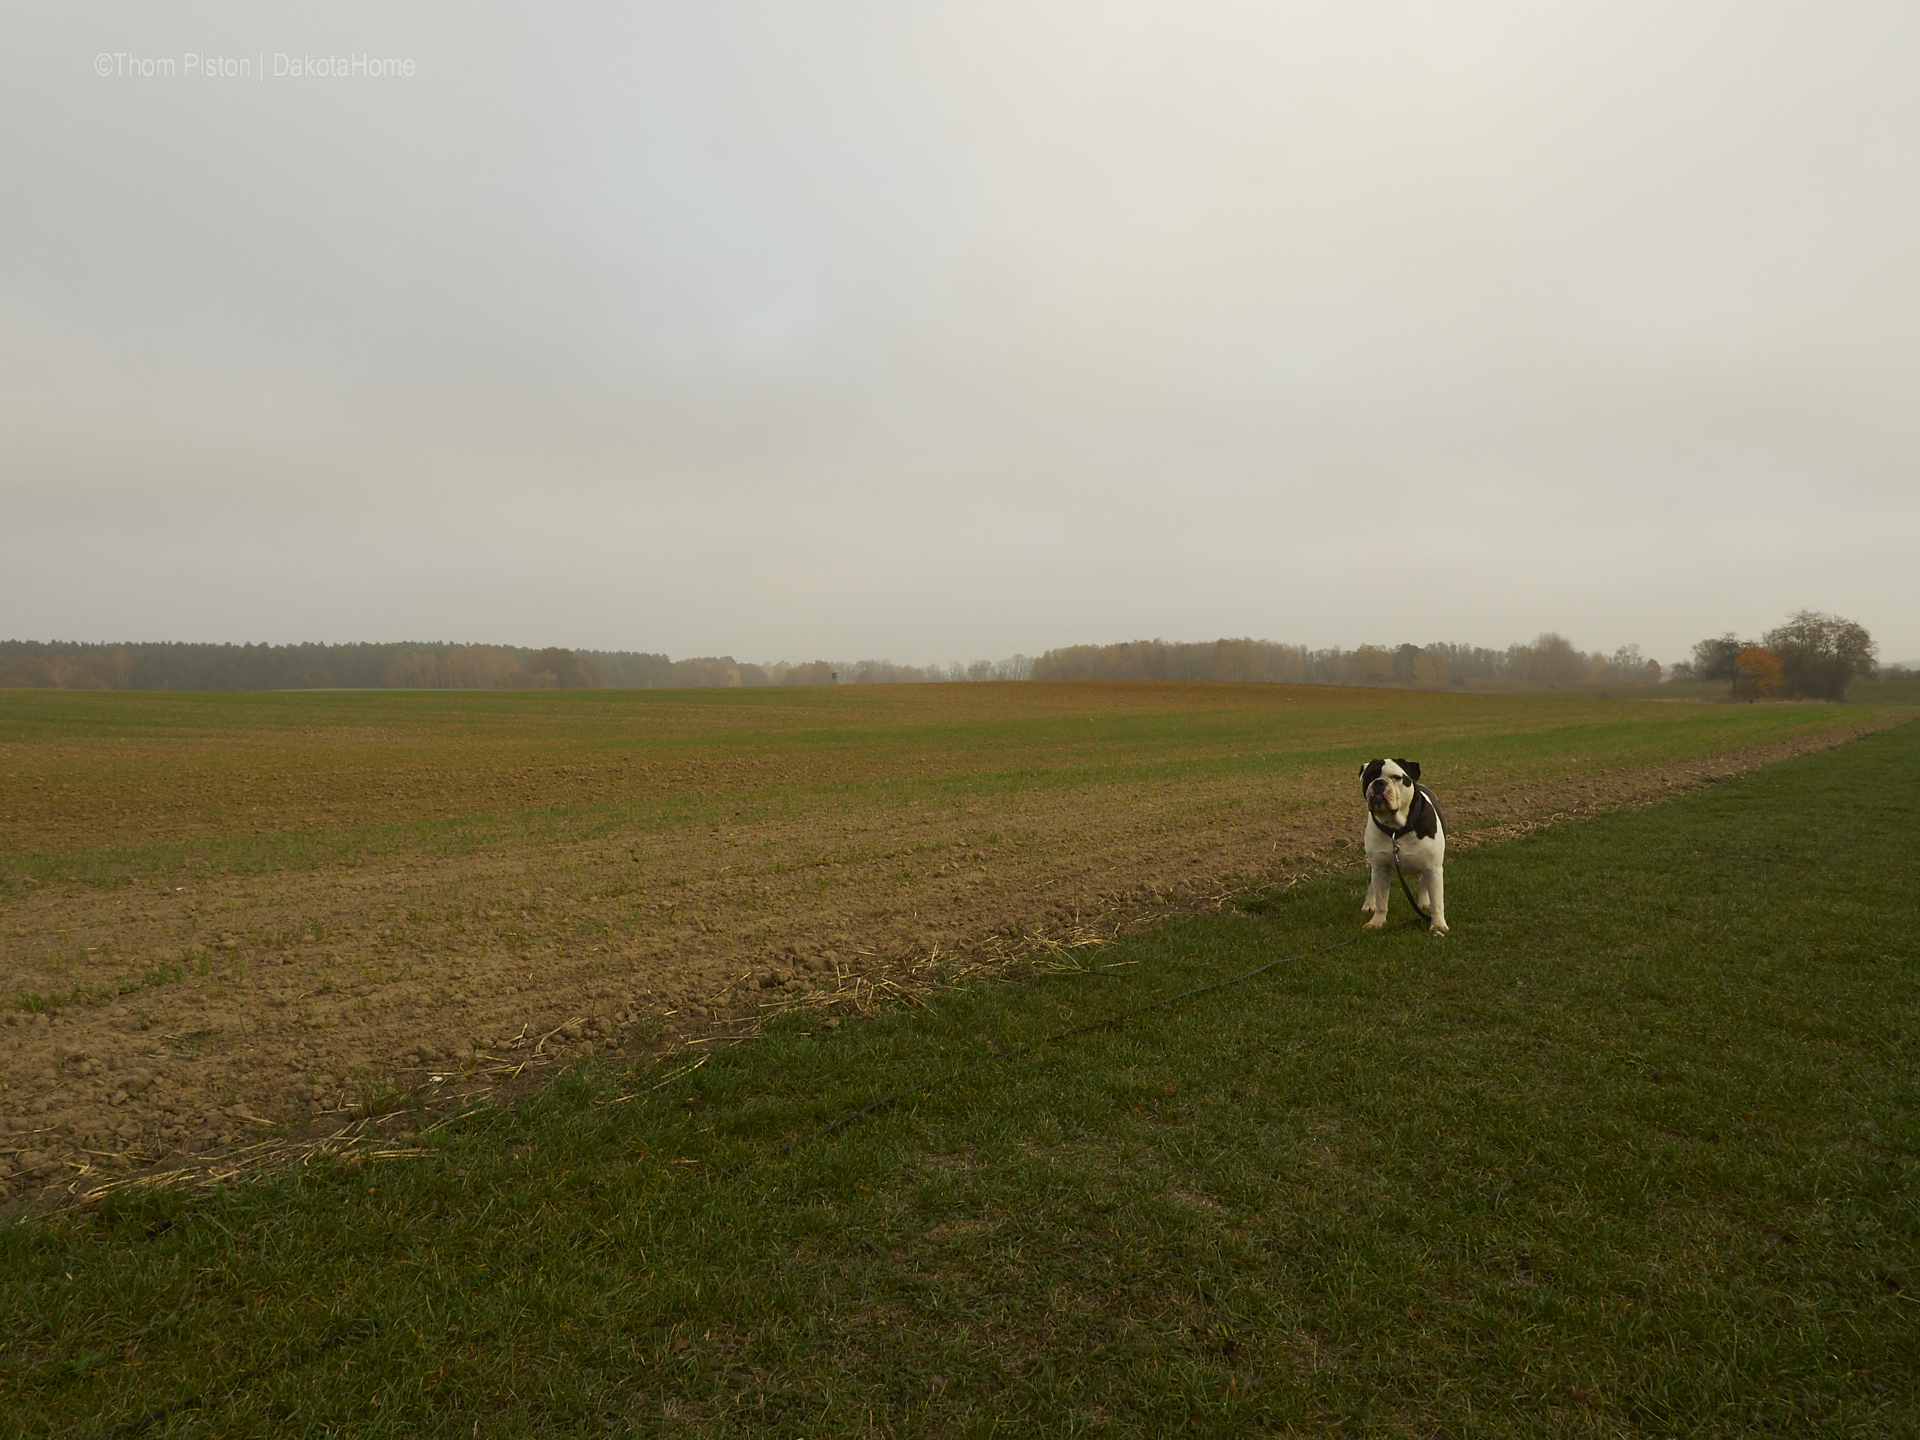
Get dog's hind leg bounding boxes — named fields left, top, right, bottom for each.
left=1425, top=867, right=1447, bottom=936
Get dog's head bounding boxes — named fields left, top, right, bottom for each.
left=1359, top=758, right=1420, bottom=816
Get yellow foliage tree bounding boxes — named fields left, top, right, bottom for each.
left=1350, top=646, right=1393, bottom=684
left=1733, top=646, right=1783, bottom=701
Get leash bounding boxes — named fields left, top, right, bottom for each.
left=767, top=930, right=1367, bottom=1161
left=1390, top=834, right=1433, bottom=925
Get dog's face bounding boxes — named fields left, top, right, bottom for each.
left=1359, top=758, right=1420, bottom=816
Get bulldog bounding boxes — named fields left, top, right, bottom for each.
left=1359, top=758, right=1448, bottom=935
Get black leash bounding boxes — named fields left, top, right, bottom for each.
left=102, top=1321, right=376, bottom=1438
left=1390, top=835, right=1433, bottom=925
left=100, top=1248, right=549, bottom=1438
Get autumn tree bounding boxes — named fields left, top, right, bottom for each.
left=1350, top=645, right=1393, bottom=684
left=1504, top=633, right=1588, bottom=688
left=528, top=648, right=600, bottom=689
left=1732, top=646, right=1783, bottom=701
left=670, top=657, right=740, bottom=688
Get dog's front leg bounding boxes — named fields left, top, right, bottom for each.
left=1425, top=866, right=1447, bottom=936
left=1363, top=862, right=1391, bottom=928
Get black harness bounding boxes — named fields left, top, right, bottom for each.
left=1370, top=786, right=1441, bottom=838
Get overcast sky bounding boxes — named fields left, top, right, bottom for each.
left=4, top=3, right=1917, bottom=666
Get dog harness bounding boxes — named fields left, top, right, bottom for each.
left=1369, top=786, right=1442, bottom=842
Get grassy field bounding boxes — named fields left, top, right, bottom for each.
left=0, top=682, right=1900, bottom=886
left=1, top=683, right=1898, bottom=1197
left=3, top=713, right=1914, bottom=1436
left=1852, top=678, right=1920, bottom=706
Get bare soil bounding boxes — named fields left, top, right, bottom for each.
left=0, top=685, right=1897, bottom=1204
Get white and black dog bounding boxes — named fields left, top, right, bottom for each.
left=1358, top=758, right=1448, bottom=935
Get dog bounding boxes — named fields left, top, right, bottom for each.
left=1358, top=758, right=1447, bottom=934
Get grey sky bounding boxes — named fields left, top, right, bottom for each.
left=5, top=3, right=1917, bottom=667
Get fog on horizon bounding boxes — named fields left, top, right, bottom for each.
left=4, top=3, right=1917, bottom=668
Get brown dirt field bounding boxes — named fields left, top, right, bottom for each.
left=0, top=683, right=1902, bottom=1203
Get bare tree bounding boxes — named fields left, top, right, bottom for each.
left=1762, top=610, right=1876, bottom=700
left=1690, top=633, right=1745, bottom=684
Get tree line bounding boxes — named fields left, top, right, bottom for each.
left=1029, top=634, right=1664, bottom=689
left=588, top=655, right=1037, bottom=688
left=0, top=641, right=612, bottom=692
left=0, top=641, right=1037, bottom=692
left=1, top=617, right=1884, bottom=697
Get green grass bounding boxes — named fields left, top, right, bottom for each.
left=5, top=723, right=1918, bottom=1436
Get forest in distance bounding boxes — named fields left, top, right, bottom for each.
left=0, top=614, right=1901, bottom=699
left=0, top=642, right=1032, bottom=694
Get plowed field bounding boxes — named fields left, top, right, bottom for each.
left=0, top=682, right=1899, bottom=1202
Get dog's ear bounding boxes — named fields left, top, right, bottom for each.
left=1394, top=759, right=1421, bottom=782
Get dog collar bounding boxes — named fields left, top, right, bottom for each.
left=1370, top=812, right=1416, bottom=840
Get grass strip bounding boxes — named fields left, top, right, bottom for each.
left=4, top=721, right=1917, bottom=1437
